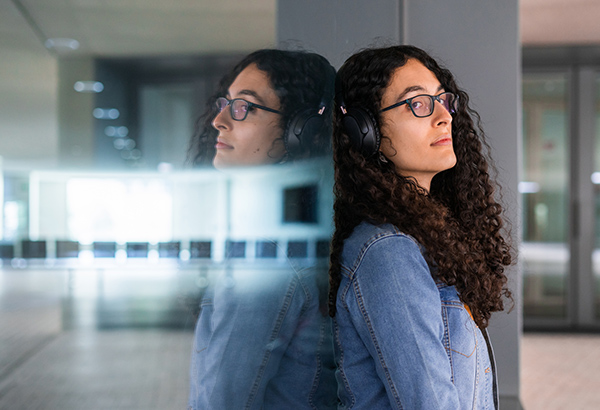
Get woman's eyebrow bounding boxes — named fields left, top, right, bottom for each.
left=397, top=85, right=426, bottom=101
left=236, top=89, right=265, bottom=105
left=396, top=84, right=445, bottom=101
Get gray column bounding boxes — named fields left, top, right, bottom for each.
left=570, top=67, right=596, bottom=327
left=277, top=0, right=403, bottom=68
left=278, top=1, right=522, bottom=408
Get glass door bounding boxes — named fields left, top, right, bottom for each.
left=522, top=64, right=600, bottom=329
left=521, top=72, right=570, bottom=322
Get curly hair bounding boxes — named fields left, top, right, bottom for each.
left=188, top=49, right=336, bottom=166
left=328, top=46, right=512, bottom=329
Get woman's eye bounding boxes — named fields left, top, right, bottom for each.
left=411, top=100, right=423, bottom=109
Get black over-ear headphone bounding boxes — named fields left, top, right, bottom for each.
left=284, top=104, right=328, bottom=158
left=335, top=75, right=381, bottom=157
left=283, top=70, right=335, bottom=158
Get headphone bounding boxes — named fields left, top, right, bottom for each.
left=283, top=70, right=335, bottom=158
left=283, top=103, right=328, bottom=158
left=335, top=75, right=381, bottom=157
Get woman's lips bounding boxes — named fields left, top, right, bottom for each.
left=215, top=139, right=233, bottom=149
left=431, top=136, right=452, bottom=146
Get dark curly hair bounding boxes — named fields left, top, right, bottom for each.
left=188, top=49, right=336, bottom=166
left=328, top=45, right=512, bottom=329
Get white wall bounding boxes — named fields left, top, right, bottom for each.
left=28, top=159, right=333, bottom=247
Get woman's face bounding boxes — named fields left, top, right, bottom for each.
left=212, top=63, right=285, bottom=169
left=379, top=58, right=457, bottom=190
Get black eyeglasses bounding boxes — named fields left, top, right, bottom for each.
left=215, top=97, right=282, bottom=121
left=380, top=92, right=458, bottom=118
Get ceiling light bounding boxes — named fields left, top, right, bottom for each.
left=105, top=126, right=117, bottom=137
left=105, top=126, right=128, bottom=137
left=45, top=38, right=80, bottom=52
left=74, top=81, right=104, bottom=93
left=93, top=108, right=120, bottom=120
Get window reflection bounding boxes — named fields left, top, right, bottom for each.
left=2, top=7, right=339, bottom=404
left=187, top=49, right=338, bottom=409
left=66, top=177, right=172, bottom=242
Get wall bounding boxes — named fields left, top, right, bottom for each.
left=0, top=2, right=58, bottom=168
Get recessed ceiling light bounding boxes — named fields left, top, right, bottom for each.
left=105, top=126, right=128, bottom=137
left=93, top=108, right=120, bottom=120
left=74, top=81, right=104, bottom=93
left=45, top=38, right=80, bottom=52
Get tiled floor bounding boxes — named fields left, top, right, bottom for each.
left=2, top=268, right=600, bottom=409
left=521, top=333, right=600, bottom=410
left=0, top=267, right=195, bottom=409
left=4, top=330, right=600, bottom=409
left=0, top=330, right=191, bottom=409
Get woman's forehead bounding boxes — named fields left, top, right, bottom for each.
left=388, top=60, right=440, bottom=90
left=228, top=64, right=280, bottom=108
left=382, top=59, right=442, bottom=103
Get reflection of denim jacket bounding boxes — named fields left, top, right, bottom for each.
left=188, top=260, right=337, bottom=409
left=333, top=222, right=497, bottom=409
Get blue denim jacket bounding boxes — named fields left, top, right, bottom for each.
left=188, top=260, right=337, bottom=409
left=333, top=222, right=497, bottom=409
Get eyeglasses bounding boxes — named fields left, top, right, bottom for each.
left=380, top=92, right=458, bottom=118
left=215, top=97, right=282, bottom=121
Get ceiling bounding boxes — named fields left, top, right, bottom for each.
left=520, top=0, right=600, bottom=46
left=3, top=0, right=277, bottom=58
left=3, top=0, right=600, bottom=60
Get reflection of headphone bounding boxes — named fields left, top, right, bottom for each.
left=283, top=73, right=334, bottom=158
left=335, top=76, right=381, bottom=157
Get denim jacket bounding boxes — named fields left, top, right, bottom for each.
left=333, top=222, right=497, bottom=409
left=188, top=259, right=337, bottom=409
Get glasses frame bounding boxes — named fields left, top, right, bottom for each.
left=380, top=91, right=458, bottom=118
left=215, top=97, right=282, bottom=121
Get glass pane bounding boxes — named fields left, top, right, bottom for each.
left=521, top=73, right=569, bottom=319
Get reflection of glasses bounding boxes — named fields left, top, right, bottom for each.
left=380, top=92, right=458, bottom=118
left=215, top=97, right=282, bottom=121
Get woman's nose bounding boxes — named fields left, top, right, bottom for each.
left=433, top=100, right=453, bottom=126
left=212, top=106, right=231, bottom=130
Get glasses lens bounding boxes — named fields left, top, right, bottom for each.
left=440, top=93, right=457, bottom=114
left=410, top=95, right=434, bottom=117
left=231, top=99, right=249, bottom=120
left=215, top=97, right=229, bottom=112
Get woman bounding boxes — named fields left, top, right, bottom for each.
left=189, top=49, right=334, bottom=168
left=187, top=49, right=337, bottom=409
left=329, top=46, right=512, bottom=409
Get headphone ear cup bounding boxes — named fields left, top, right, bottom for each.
left=284, top=108, right=326, bottom=158
left=341, top=106, right=380, bottom=156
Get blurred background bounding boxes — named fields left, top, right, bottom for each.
left=0, top=0, right=599, bottom=409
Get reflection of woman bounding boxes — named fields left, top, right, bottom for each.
left=189, top=49, right=334, bottom=168
left=329, top=46, right=512, bottom=409
left=187, top=49, right=337, bottom=409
